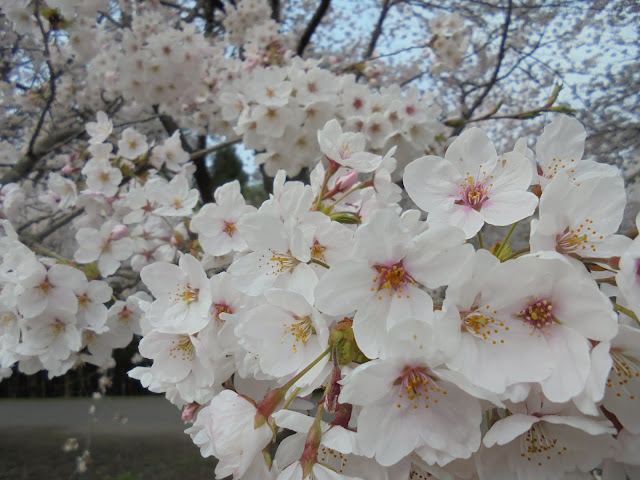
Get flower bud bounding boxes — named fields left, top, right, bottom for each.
left=181, top=402, right=200, bottom=422
left=335, top=170, right=358, bottom=191
left=109, top=224, right=128, bottom=241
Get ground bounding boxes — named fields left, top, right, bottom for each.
left=0, top=397, right=215, bottom=480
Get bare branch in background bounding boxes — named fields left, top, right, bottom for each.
left=296, top=0, right=332, bottom=57
left=454, top=0, right=513, bottom=134
left=27, top=2, right=58, bottom=160
left=364, top=0, right=394, bottom=61
left=0, top=127, right=85, bottom=184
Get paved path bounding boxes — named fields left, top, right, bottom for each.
left=0, top=396, right=187, bottom=436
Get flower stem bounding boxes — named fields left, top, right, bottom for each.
left=495, top=222, right=518, bottom=257
left=477, top=230, right=484, bottom=249
left=328, top=183, right=364, bottom=209
left=282, top=387, right=302, bottom=410
left=281, top=344, right=333, bottom=393
left=31, top=243, right=76, bottom=265
left=503, top=247, right=530, bottom=260
left=316, top=160, right=339, bottom=210
left=309, top=258, right=330, bottom=269
left=613, top=303, right=640, bottom=326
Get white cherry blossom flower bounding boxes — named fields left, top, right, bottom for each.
left=317, top=120, right=383, bottom=173
left=439, top=250, right=556, bottom=398
left=600, top=324, right=640, bottom=434
left=273, top=410, right=387, bottom=480
left=82, top=157, right=122, bottom=198
left=85, top=111, right=113, bottom=145
left=19, top=310, right=82, bottom=362
left=203, top=389, right=273, bottom=479
left=138, top=330, right=214, bottom=384
left=531, top=172, right=629, bottom=259
left=476, top=254, right=618, bottom=404
left=74, top=279, right=113, bottom=333
left=616, top=212, right=640, bottom=317
left=75, top=221, right=135, bottom=277
left=339, top=320, right=482, bottom=467
left=315, top=208, right=472, bottom=358
left=535, top=115, right=620, bottom=189
left=140, top=254, right=212, bottom=335
left=479, top=401, right=615, bottom=480
left=147, top=174, right=200, bottom=217
left=118, top=127, right=149, bottom=159
left=190, top=180, right=256, bottom=257
left=46, top=172, right=78, bottom=210
left=228, top=210, right=314, bottom=296
left=234, top=266, right=329, bottom=384
left=17, top=263, right=85, bottom=318
left=150, top=131, right=189, bottom=171
left=403, top=128, right=538, bottom=238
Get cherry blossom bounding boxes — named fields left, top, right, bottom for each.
left=404, top=128, right=538, bottom=238
left=85, top=111, right=113, bottom=145
left=140, top=254, right=212, bottom=335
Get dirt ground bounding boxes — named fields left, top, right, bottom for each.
left=0, top=397, right=216, bottom=480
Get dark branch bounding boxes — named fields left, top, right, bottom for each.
left=193, top=136, right=213, bottom=204
left=31, top=207, right=85, bottom=243
left=364, top=0, right=393, bottom=60
left=0, top=127, right=85, bottom=185
left=269, top=0, right=280, bottom=22
left=28, top=2, right=58, bottom=159
left=455, top=0, right=512, bottom=134
left=296, top=0, right=332, bottom=57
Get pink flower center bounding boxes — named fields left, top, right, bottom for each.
left=51, top=318, right=66, bottom=338
left=169, top=335, right=194, bottom=361
left=311, top=241, right=327, bottom=261
left=516, top=296, right=557, bottom=337
left=169, top=283, right=199, bottom=304
left=371, top=261, right=415, bottom=299
left=455, top=176, right=490, bottom=210
left=393, top=365, right=447, bottom=410
left=282, top=316, right=315, bottom=354
left=555, top=220, right=598, bottom=254
left=223, top=221, right=236, bottom=237
left=212, top=302, right=232, bottom=327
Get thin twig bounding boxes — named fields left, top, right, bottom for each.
left=28, top=1, right=57, bottom=158
left=189, top=137, right=242, bottom=161
left=32, top=207, right=85, bottom=242
left=455, top=0, right=513, bottom=135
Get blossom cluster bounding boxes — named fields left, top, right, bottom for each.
left=0, top=0, right=458, bottom=183
left=131, top=116, right=638, bottom=479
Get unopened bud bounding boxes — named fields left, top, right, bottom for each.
left=335, top=170, right=358, bottom=191
left=181, top=402, right=200, bottom=422
left=61, top=164, right=76, bottom=174
left=109, top=224, right=128, bottom=241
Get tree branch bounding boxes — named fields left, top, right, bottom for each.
left=296, top=0, right=332, bottom=57
left=28, top=207, right=85, bottom=243
left=364, top=0, right=393, bottom=61
left=0, top=127, right=85, bottom=184
left=27, top=2, right=58, bottom=161
left=455, top=0, right=512, bottom=135
left=189, top=137, right=242, bottom=161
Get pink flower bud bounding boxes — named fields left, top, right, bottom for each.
left=109, top=224, right=128, bottom=241
left=61, top=164, right=76, bottom=174
left=335, top=170, right=358, bottom=191
left=181, top=402, right=200, bottom=422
